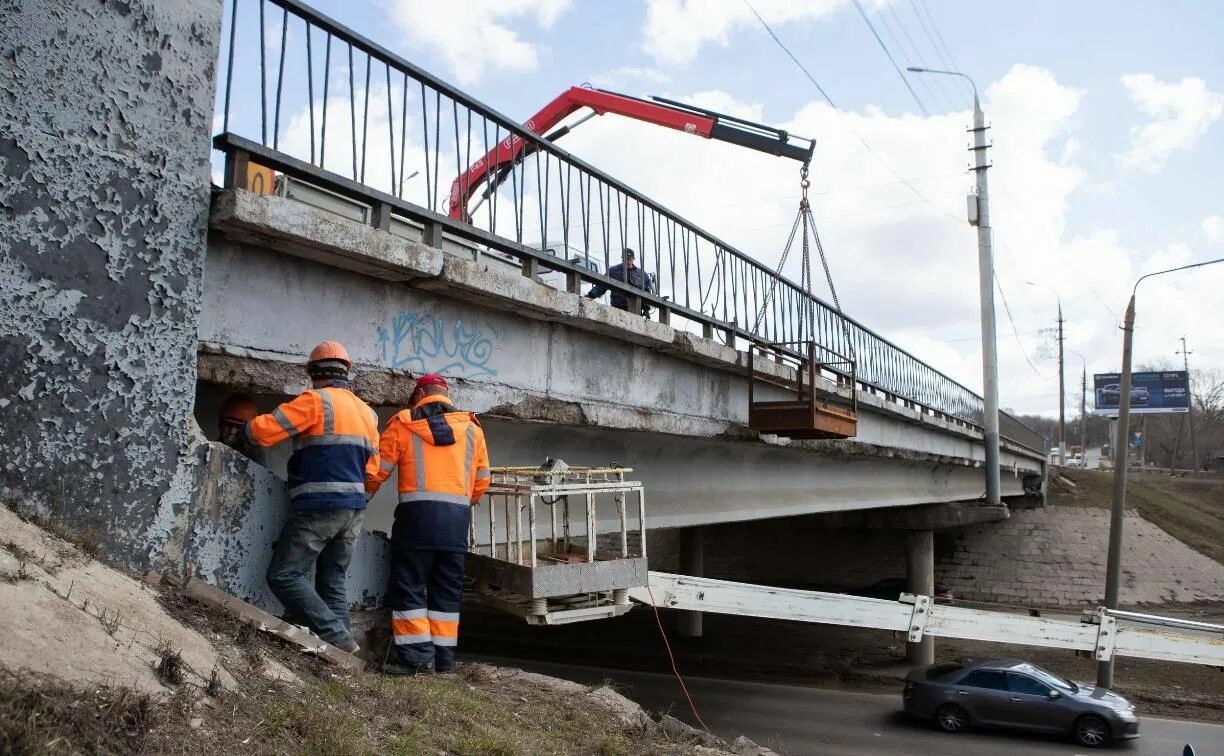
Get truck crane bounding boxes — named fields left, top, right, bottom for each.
left=447, top=86, right=815, bottom=223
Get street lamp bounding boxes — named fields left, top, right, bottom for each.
left=1098, top=256, right=1224, bottom=689
left=1026, top=281, right=1066, bottom=466
left=908, top=66, right=1001, bottom=506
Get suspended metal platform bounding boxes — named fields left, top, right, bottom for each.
left=466, top=464, right=648, bottom=625
left=748, top=340, right=858, bottom=439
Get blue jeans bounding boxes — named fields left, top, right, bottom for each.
left=267, top=508, right=363, bottom=646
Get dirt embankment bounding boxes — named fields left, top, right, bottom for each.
left=1050, top=468, right=1224, bottom=565
left=0, top=505, right=767, bottom=756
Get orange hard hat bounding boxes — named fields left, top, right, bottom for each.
left=307, top=341, right=351, bottom=368
left=219, top=395, right=258, bottom=425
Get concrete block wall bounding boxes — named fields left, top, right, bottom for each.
left=938, top=507, right=1224, bottom=607
left=0, top=0, right=220, bottom=567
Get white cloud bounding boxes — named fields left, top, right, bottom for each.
left=543, top=64, right=1224, bottom=415
left=642, top=0, right=848, bottom=67
left=590, top=65, right=671, bottom=91
left=1118, top=73, right=1224, bottom=172
left=386, top=0, right=570, bottom=86
left=1204, top=215, right=1224, bottom=244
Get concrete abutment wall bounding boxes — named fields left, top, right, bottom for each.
left=0, top=0, right=221, bottom=568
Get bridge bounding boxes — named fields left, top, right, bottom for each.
left=2, top=0, right=1045, bottom=644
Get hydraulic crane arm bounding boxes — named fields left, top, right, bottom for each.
left=447, top=86, right=815, bottom=222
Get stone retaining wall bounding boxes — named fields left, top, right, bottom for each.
left=938, top=506, right=1224, bottom=607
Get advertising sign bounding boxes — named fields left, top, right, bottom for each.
left=1093, top=371, right=1189, bottom=415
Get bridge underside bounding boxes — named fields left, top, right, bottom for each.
left=196, top=374, right=1032, bottom=537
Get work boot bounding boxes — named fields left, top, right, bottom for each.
left=382, top=661, right=434, bottom=677
left=335, top=638, right=360, bottom=654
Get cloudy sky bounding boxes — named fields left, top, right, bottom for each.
left=216, top=0, right=1224, bottom=418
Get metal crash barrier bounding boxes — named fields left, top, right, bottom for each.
left=633, top=573, right=1224, bottom=668
left=466, top=463, right=648, bottom=625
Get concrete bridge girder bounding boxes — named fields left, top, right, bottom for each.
left=203, top=190, right=1044, bottom=479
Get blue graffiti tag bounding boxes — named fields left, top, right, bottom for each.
left=377, top=311, right=502, bottom=377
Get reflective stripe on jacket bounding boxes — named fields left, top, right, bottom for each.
left=367, top=395, right=490, bottom=551
left=245, top=385, right=380, bottom=510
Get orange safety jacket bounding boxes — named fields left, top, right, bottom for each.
left=245, top=383, right=380, bottom=510
left=367, top=395, right=490, bottom=551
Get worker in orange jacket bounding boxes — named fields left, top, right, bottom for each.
left=366, top=373, right=490, bottom=674
left=244, top=341, right=380, bottom=653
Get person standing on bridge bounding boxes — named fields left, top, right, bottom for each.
left=586, top=248, right=649, bottom=314
left=366, top=373, right=490, bottom=675
left=243, top=341, right=379, bottom=654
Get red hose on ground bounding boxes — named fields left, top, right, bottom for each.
left=645, top=584, right=710, bottom=733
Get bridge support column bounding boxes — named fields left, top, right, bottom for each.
left=678, top=527, right=704, bottom=638
left=906, top=529, right=935, bottom=665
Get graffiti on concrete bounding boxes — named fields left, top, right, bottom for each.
left=377, top=311, right=505, bottom=377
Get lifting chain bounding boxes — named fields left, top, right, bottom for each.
left=751, top=164, right=854, bottom=363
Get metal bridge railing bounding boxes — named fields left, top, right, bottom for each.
left=212, top=0, right=1045, bottom=455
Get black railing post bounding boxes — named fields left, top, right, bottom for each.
left=421, top=220, right=443, bottom=249
left=371, top=202, right=393, bottom=231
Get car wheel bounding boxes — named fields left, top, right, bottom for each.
left=934, top=703, right=969, bottom=733
left=1073, top=715, right=1110, bottom=747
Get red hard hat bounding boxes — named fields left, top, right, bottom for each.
left=219, top=395, right=258, bottom=425
left=414, top=373, right=449, bottom=392
left=307, top=341, right=351, bottom=368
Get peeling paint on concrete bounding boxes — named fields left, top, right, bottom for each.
left=152, top=436, right=388, bottom=612
left=0, top=0, right=220, bottom=568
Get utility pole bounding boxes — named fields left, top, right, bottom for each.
left=1177, top=336, right=1198, bottom=474
left=1099, top=256, right=1224, bottom=689
left=908, top=66, right=1000, bottom=505
left=1100, top=293, right=1136, bottom=690
left=1080, top=365, right=1087, bottom=457
left=1057, top=304, right=1066, bottom=466
left=968, top=90, right=1001, bottom=504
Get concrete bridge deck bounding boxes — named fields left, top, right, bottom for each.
left=199, top=188, right=1044, bottom=538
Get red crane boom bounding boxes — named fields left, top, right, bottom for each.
left=447, top=86, right=814, bottom=223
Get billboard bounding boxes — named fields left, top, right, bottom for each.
left=1093, top=371, right=1189, bottom=415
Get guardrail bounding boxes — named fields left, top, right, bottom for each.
left=212, top=0, right=1045, bottom=454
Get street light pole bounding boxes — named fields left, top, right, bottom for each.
left=1098, top=256, right=1224, bottom=689
left=909, top=66, right=1001, bottom=505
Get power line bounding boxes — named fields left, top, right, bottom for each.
left=742, top=0, right=951, bottom=214
left=742, top=1, right=839, bottom=109
left=883, top=3, right=957, bottom=113
left=911, top=0, right=973, bottom=100
left=994, top=270, right=1046, bottom=378
left=850, top=0, right=930, bottom=116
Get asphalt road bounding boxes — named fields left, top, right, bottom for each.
left=474, top=655, right=1224, bottom=756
